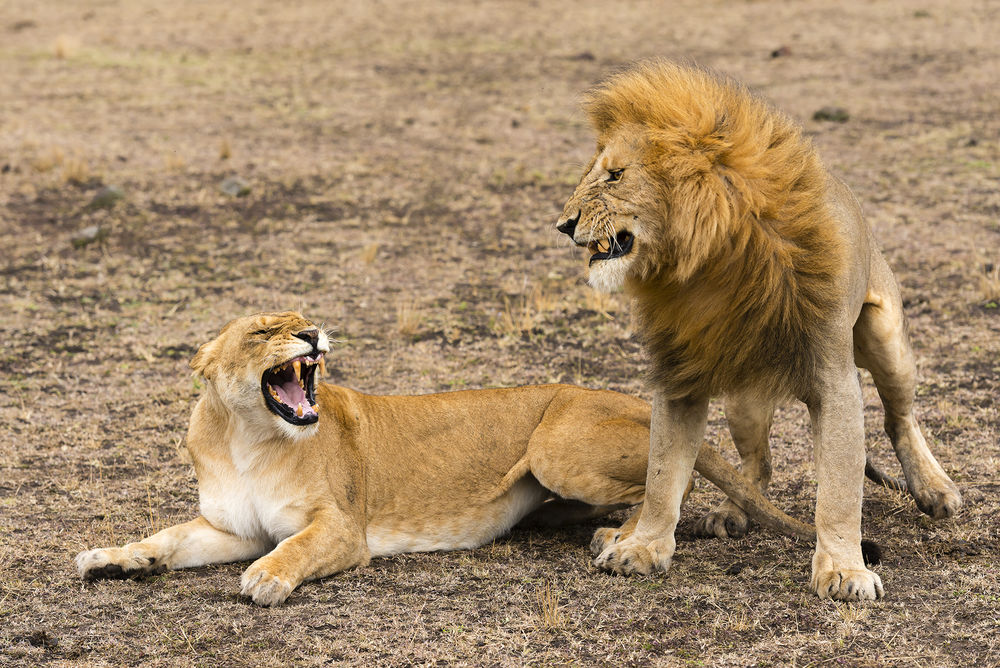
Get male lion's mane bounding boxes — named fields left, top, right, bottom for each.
left=585, top=62, right=847, bottom=400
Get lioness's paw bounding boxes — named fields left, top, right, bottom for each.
left=240, top=562, right=294, bottom=607
left=693, top=503, right=749, bottom=540
left=75, top=548, right=156, bottom=581
left=590, top=527, right=628, bottom=556
left=911, top=478, right=962, bottom=520
left=810, top=567, right=883, bottom=601
left=593, top=536, right=672, bottom=576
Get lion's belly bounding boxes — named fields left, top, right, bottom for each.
left=364, top=477, right=548, bottom=557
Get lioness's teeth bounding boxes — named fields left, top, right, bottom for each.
left=311, top=404, right=319, bottom=412
left=292, top=360, right=301, bottom=379
left=296, top=404, right=304, bottom=418
left=597, top=239, right=610, bottom=253
left=318, top=357, right=326, bottom=376
left=269, top=385, right=279, bottom=400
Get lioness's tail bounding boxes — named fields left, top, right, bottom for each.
left=693, top=444, right=814, bottom=542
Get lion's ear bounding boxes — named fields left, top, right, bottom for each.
left=190, top=339, right=218, bottom=380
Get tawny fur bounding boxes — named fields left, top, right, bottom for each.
left=75, top=311, right=816, bottom=606
left=557, top=60, right=961, bottom=602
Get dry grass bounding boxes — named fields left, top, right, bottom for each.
left=0, top=0, right=998, bottom=665
left=395, top=299, right=425, bottom=339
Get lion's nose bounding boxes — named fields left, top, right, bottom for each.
left=293, top=328, right=320, bottom=349
left=556, top=210, right=580, bottom=238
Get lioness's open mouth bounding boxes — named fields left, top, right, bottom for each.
left=588, top=230, right=634, bottom=265
left=261, top=355, right=324, bottom=425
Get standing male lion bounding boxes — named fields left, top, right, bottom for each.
left=556, top=61, right=961, bottom=601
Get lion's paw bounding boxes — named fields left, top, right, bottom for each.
left=593, top=536, right=672, bottom=576
left=911, top=478, right=962, bottom=520
left=810, top=566, right=883, bottom=601
left=693, top=502, right=749, bottom=539
left=590, top=527, right=630, bottom=557
left=75, top=548, right=157, bottom=581
left=241, top=561, right=294, bottom=607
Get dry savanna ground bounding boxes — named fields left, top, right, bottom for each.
left=1, top=1, right=998, bottom=665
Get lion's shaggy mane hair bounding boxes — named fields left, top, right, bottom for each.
left=585, top=61, right=848, bottom=400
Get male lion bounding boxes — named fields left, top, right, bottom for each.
left=76, top=311, right=820, bottom=606
left=556, top=61, right=961, bottom=601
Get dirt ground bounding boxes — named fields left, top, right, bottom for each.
left=1, top=0, right=998, bottom=665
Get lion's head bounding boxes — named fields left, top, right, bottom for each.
left=191, top=312, right=330, bottom=439
left=557, top=60, right=828, bottom=295
left=556, top=61, right=845, bottom=399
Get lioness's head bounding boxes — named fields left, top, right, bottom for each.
left=557, top=61, right=816, bottom=293
left=191, top=312, right=330, bottom=438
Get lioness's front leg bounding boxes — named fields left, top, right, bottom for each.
left=240, top=507, right=369, bottom=606
left=76, top=516, right=270, bottom=580
left=594, top=393, right=708, bottom=575
left=808, top=367, right=883, bottom=601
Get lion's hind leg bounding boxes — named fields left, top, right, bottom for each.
left=694, top=393, right=775, bottom=540
left=854, top=255, right=961, bottom=519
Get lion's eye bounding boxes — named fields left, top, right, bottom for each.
left=606, top=168, right=624, bottom=183
left=251, top=329, right=269, bottom=337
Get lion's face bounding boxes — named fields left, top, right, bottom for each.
left=191, top=312, right=330, bottom=439
left=556, top=130, right=666, bottom=293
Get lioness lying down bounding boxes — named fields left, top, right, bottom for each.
left=77, top=311, right=832, bottom=606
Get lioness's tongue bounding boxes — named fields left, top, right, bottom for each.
left=274, top=380, right=305, bottom=407
left=273, top=380, right=317, bottom=418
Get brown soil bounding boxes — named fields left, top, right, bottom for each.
left=1, top=1, right=998, bottom=665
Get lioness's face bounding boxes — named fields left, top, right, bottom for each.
left=191, top=312, right=330, bottom=437
left=556, top=130, right=660, bottom=293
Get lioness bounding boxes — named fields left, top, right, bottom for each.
left=556, top=61, right=961, bottom=601
left=77, top=311, right=822, bottom=606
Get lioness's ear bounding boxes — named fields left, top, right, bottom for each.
left=190, top=339, right=218, bottom=380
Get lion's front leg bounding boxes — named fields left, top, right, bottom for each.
left=240, top=508, right=369, bottom=606
left=593, top=393, right=708, bottom=575
left=76, top=516, right=270, bottom=581
left=807, top=368, right=883, bottom=601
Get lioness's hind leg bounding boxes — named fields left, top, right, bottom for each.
left=694, top=394, right=775, bottom=539
left=854, top=257, right=961, bottom=519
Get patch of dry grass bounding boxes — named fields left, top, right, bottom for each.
left=0, top=0, right=997, bottom=665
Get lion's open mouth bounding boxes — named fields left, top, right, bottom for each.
left=261, top=355, right=324, bottom=425
left=588, top=230, right=634, bottom=265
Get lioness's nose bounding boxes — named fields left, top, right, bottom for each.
left=294, top=328, right=320, bottom=349
left=556, top=210, right=580, bottom=237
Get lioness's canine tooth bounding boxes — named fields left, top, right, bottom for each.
left=292, top=360, right=301, bottom=379
left=318, top=357, right=326, bottom=376
left=295, top=404, right=304, bottom=418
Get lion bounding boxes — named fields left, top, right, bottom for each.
left=76, top=311, right=833, bottom=606
left=556, top=61, right=961, bottom=601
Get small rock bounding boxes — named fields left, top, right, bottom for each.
left=27, top=630, right=57, bottom=649
left=86, top=185, right=125, bottom=210
left=724, top=562, right=748, bottom=576
left=220, top=176, right=251, bottom=197
left=570, top=51, right=596, bottom=61
left=9, top=20, right=37, bottom=32
left=770, top=46, right=792, bottom=58
left=72, top=225, right=107, bottom=248
left=949, top=539, right=980, bottom=556
left=813, top=106, right=850, bottom=123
